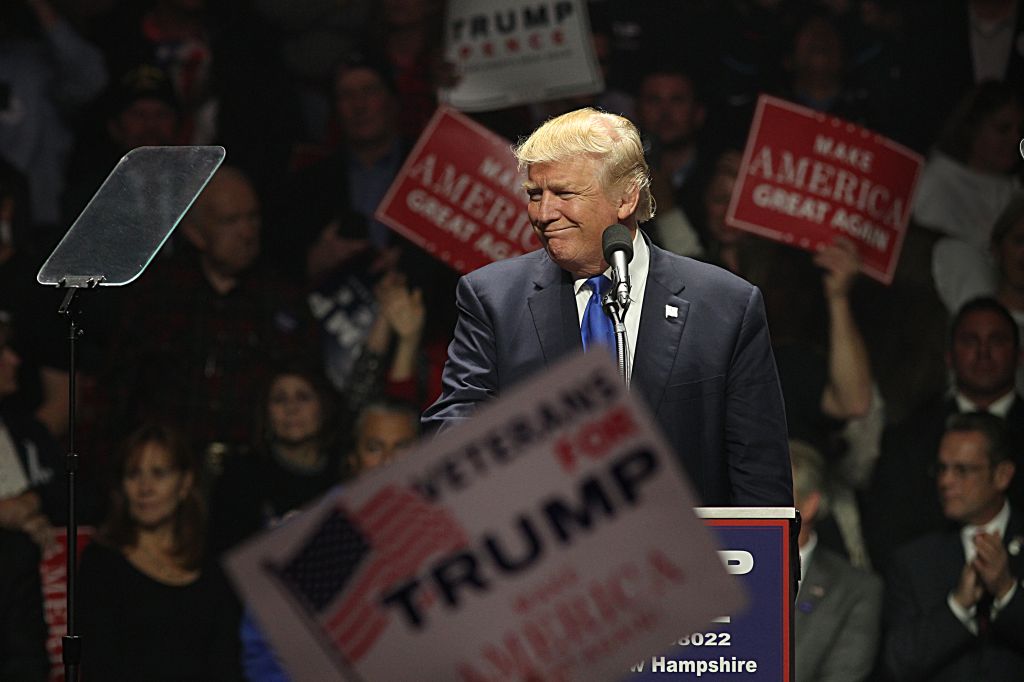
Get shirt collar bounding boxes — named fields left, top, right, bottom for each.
left=960, top=500, right=1011, bottom=561
left=954, top=389, right=1017, bottom=418
left=573, top=228, right=649, bottom=296
left=799, top=530, right=818, bottom=578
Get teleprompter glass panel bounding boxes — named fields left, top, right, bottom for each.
left=37, top=145, right=226, bottom=287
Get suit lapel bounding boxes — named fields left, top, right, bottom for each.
left=1006, top=508, right=1024, bottom=573
left=527, top=254, right=581, bottom=363
left=632, top=243, right=688, bottom=413
left=796, top=550, right=833, bottom=619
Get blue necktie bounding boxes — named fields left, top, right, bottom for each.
left=581, top=275, right=616, bottom=360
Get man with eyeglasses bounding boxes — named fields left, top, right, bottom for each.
left=863, top=296, right=1024, bottom=569
left=884, top=411, right=1024, bottom=681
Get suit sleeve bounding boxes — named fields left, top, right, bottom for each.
left=883, top=552, right=974, bottom=680
left=421, top=275, right=499, bottom=433
left=725, top=285, right=793, bottom=506
left=992, top=580, right=1024, bottom=650
left=817, top=571, right=884, bottom=682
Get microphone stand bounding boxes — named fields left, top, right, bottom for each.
left=602, top=292, right=629, bottom=388
left=600, top=224, right=633, bottom=388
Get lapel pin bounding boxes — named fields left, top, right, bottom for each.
left=665, top=305, right=678, bottom=319
left=1010, top=536, right=1022, bottom=556
left=811, top=585, right=825, bottom=598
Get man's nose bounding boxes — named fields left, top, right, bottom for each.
left=937, top=467, right=957, bottom=487
left=534, top=194, right=559, bottom=224
left=347, top=93, right=371, bottom=113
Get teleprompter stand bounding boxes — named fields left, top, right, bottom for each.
left=36, top=146, right=225, bottom=681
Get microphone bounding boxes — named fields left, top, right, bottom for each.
left=602, top=224, right=633, bottom=313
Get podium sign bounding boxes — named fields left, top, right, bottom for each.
left=626, top=508, right=797, bottom=680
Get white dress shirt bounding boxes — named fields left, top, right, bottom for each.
left=954, top=390, right=1017, bottom=418
left=947, top=501, right=1018, bottom=631
left=572, top=229, right=650, bottom=382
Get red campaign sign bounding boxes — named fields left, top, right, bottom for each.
left=375, top=106, right=541, bottom=275
left=726, top=95, right=923, bottom=284
left=40, top=526, right=95, bottom=681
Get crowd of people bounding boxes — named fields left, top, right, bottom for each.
left=1, top=0, right=1023, bottom=680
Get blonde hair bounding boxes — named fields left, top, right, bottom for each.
left=513, top=108, right=655, bottom=222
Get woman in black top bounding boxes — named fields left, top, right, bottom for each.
left=208, top=365, right=345, bottom=556
left=78, top=422, right=242, bottom=681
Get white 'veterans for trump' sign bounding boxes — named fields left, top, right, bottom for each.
left=440, top=0, right=604, bottom=112
left=225, top=353, right=745, bottom=681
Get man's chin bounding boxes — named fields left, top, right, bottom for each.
left=542, top=242, right=579, bottom=271
left=960, top=380, right=1014, bottom=398
left=941, top=503, right=963, bottom=521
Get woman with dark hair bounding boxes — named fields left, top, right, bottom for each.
left=210, top=366, right=344, bottom=680
left=207, top=365, right=345, bottom=556
left=77, top=422, right=242, bottom=681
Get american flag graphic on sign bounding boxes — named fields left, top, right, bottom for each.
left=272, top=485, right=469, bottom=663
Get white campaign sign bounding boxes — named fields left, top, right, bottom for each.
left=440, top=0, right=604, bottom=112
left=225, top=352, right=745, bottom=681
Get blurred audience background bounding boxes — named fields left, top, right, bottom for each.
left=3, top=1, right=1023, bottom=680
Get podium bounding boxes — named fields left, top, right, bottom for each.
left=626, top=507, right=799, bottom=681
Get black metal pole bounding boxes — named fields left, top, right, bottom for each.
left=58, top=287, right=83, bottom=681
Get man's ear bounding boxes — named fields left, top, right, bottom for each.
left=994, top=460, right=1015, bottom=493
left=617, top=184, right=640, bottom=221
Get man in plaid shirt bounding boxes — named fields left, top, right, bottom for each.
left=103, top=166, right=318, bottom=478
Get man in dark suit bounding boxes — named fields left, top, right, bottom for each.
left=885, top=412, right=1024, bottom=681
left=422, top=107, right=791, bottom=507
left=792, top=439, right=882, bottom=682
left=863, top=297, right=1024, bottom=569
